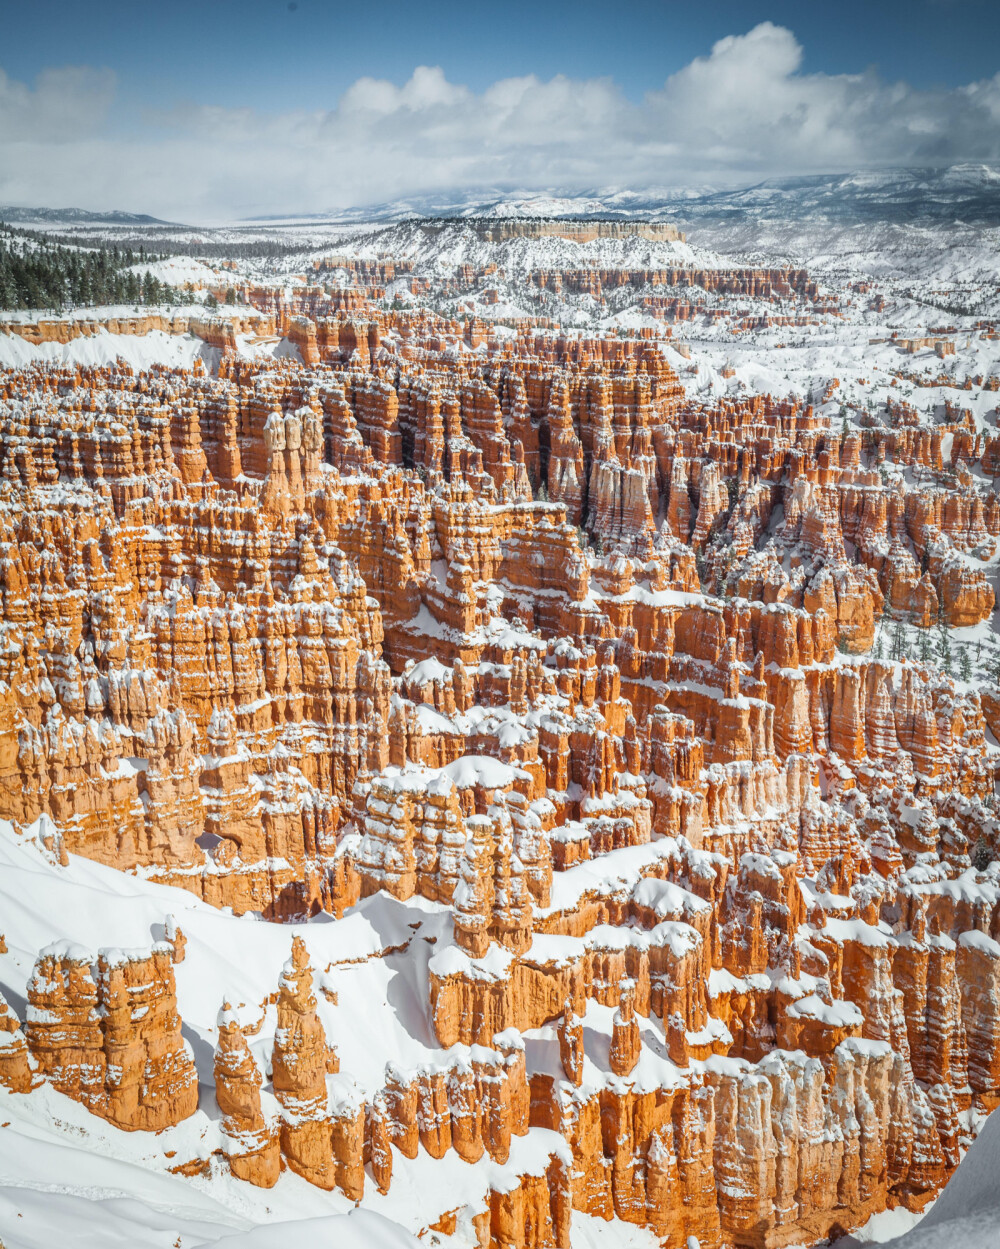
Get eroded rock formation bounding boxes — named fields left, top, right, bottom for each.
left=1, top=256, right=999, bottom=1249
left=24, top=940, right=197, bottom=1130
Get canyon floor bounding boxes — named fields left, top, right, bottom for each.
left=1, top=198, right=999, bottom=1249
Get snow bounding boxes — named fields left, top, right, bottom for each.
left=785, top=993, right=864, bottom=1029
left=822, top=916, right=894, bottom=949
left=0, top=1091, right=419, bottom=1249
left=523, top=918, right=702, bottom=971
left=441, top=755, right=522, bottom=791
left=0, top=816, right=594, bottom=1247
left=0, top=327, right=212, bottom=371
left=569, top=1213, right=663, bottom=1249
left=0, top=324, right=305, bottom=374
left=522, top=1000, right=685, bottom=1099
left=428, top=938, right=516, bottom=982
left=126, top=257, right=220, bottom=287
left=405, top=657, right=454, bottom=685
left=204, top=1211, right=419, bottom=1249
left=540, top=840, right=685, bottom=917
left=958, top=930, right=1000, bottom=958
left=829, top=1204, right=928, bottom=1247
left=838, top=1109, right=1000, bottom=1248
left=317, top=218, right=712, bottom=275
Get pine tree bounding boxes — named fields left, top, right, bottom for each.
left=936, top=626, right=952, bottom=673
left=972, top=835, right=993, bottom=872
left=934, top=601, right=952, bottom=673
left=142, top=270, right=162, bottom=305
left=0, top=224, right=167, bottom=311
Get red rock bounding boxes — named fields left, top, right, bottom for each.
left=558, top=1001, right=585, bottom=1086
left=608, top=979, right=641, bottom=1076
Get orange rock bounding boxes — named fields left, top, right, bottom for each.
left=214, top=1001, right=280, bottom=1187
left=97, top=945, right=198, bottom=1131
left=2, top=285, right=997, bottom=1247
left=0, top=991, right=33, bottom=1093
left=608, top=979, right=641, bottom=1077
left=271, top=937, right=336, bottom=1189
left=24, top=940, right=197, bottom=1130
left=558, top=1002, right=585, bottom=1086
left=369, top=1090, right=394, bottom=1194
left=24, top=944, right=106, bottom=1114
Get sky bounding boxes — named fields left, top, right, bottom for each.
left=1, top=0, right=999, bottom=222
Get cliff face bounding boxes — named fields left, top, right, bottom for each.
left=0, top=265, right=998, bottom=1249
left=0, top=311, right=273, bottom=349
left=470, top=219, right=686, bottom=244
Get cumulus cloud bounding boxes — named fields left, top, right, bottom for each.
left=2, top=24, right=1000, bottom=220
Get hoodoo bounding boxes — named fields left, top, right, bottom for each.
left=1, top=174, right=999, bottom=1249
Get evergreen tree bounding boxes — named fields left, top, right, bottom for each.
left=0, top=223, right=172, bottom=311
left=890, top=621, right=906, bottom=662
left=936, top=626, right=952, bottom=673
left=972, top=835, right=993, bottom=872
left=959, top=648, right=972, bottom=682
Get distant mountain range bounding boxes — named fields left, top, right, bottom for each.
left=659, top=165, right=1000, bottom=228
left=8, top=164, right=1000, bottom=235
left=248, top=164, right=1000, bottom=229
left=0, top=206, right=174, bottom=227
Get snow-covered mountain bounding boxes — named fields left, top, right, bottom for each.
left=250, top=187, right=718, bottom=226
left=230, top=166, right=1000, bottom=283
left=252, top=165, right=1000, bottom=230
left=659, top=165, right=1000, bottom=228
left=0, top=206, right=175, bottom=227
left=10, top=164, right=1000, bottom=235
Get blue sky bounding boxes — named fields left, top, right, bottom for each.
left=1, top=1, right=999, bottom=220
left=4, top=0, right=998, bottom=117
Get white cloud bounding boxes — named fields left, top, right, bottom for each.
left=2, top=24, right=1000, bottom=221
left=0, top=65, right=115, bottom=142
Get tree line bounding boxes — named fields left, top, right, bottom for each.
left=0, top=223, right=190, bottom=311
left=43, top=231, right=311, bottom=262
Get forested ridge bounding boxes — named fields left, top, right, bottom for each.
left=0, top=223, right=189, bottom=311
